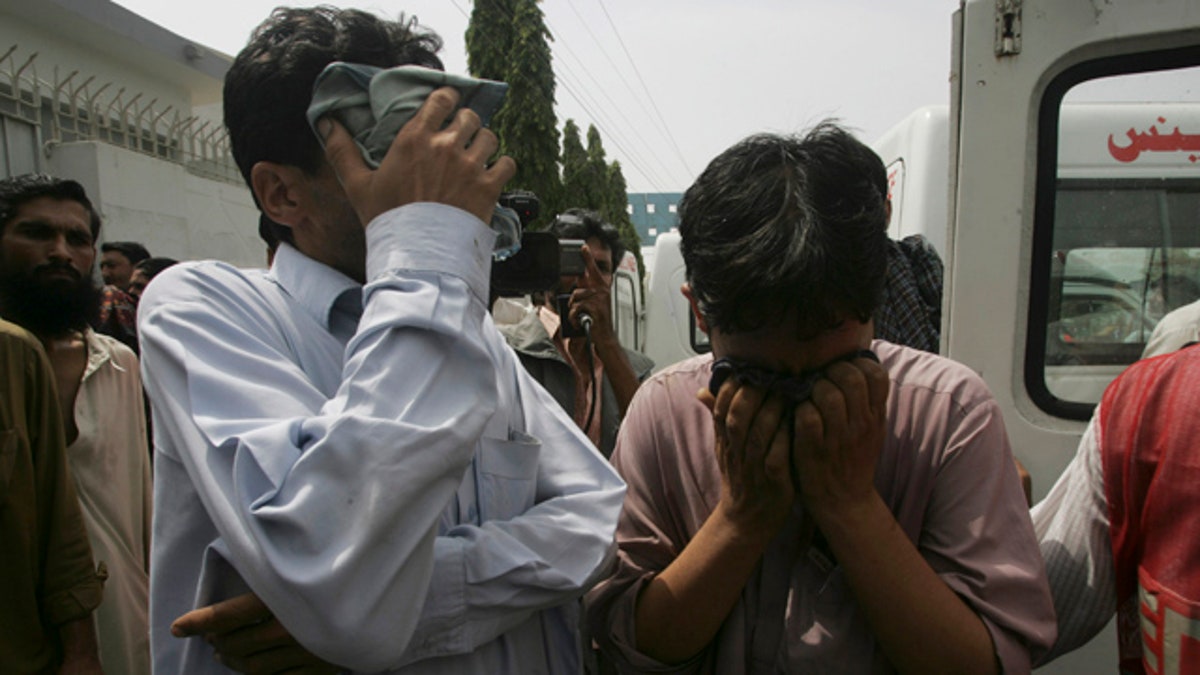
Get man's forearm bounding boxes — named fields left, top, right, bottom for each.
left=594, top=337, right=642, bottom=415
left=817, top=495, right=999, bottom=674
left=634, top=504, right=774, bottom=664
left=58, top=614, right=103, bottom=673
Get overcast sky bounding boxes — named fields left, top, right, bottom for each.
left=112, top=0, right=962, bottom=193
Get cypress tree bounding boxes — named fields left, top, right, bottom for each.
left=605, top=160, right=645, bottom=282
left=466, top=0, right=513, bottom=80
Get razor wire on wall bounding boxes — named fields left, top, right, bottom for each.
left=0, top=45, right=240, bottom=184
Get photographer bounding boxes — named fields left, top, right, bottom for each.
left=498, top=209, right=653, bottom=458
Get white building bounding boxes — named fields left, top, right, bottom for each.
left=0, top=0, right=263, bottom=266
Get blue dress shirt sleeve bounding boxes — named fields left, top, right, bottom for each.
left=396, top=332, right=626, bottom=666
left=139, top=204, right=502, bottom=670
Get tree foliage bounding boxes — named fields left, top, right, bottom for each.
left=467, top=0, right=561, bottom=227
left=605, top=160, right=645, bottom=278
left=560, top=120, right=643, bottom=276
left=498, top=0, right=561, bottom=222
left=465, top=0, right=513, bottom=82
left=467, top=0, right=638, bottom=266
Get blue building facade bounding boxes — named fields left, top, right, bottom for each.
left=626, top=192, right=683, bottom=246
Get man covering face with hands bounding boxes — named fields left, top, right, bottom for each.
left=585, top=124, right=1057, bottom=674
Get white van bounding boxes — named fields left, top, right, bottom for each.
left=877, top=102, right=1200, bottom=407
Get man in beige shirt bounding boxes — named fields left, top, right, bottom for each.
left=0, top=174, right=152, bottom=674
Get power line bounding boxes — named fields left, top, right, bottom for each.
left=446, top=0, right=470, bottom=20
left=555, top=64, right=671, bottom=192
left=453, top=0, right=679, bottom=191
left=550, top=45, right=676, bottom=188
left=539, top=9, right=679, bottom=190
left=555, top=0, right=688, bottom=186
left=592, top=0, right=694, bottom=180
left=549, top=4, right=688, bottom=189
left=465, top=0, right=677, bottom=191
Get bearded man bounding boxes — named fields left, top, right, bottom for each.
left=0, top=173, right=152, bottom=675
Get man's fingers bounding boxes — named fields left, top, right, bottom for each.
left=765, top=409, right=794, bottom=479
left=445, top=107, right=484, bottom=147
left=794, top=400, right=825, bottom=455
left=211, top=617, right=292, bottom=658
left=822, top=360, right=870, bottom=438
left=411, top=87, right=461, bottom=132
left=744, top=393, right=786, bottom=467
left=579, top=244, right=605, bottom=287
left=219, top=644, right=324, bottom=675
left=809, top=377, right=849, bottom=445
left=319, top=118, right=370, bottom=195
left=485, top=155, right=518, bottom=189
left=859, top=356, right=890, bottom=414
left=171, top=592, right=271, bottom=637
left=724, top=384, right=768, bottom=461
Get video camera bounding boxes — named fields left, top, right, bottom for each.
left=491, top=191, right=585, bottom=296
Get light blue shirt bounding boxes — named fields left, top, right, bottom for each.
left=139, top=203, right=625, bottom=674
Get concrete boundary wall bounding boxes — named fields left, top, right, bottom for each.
left=49, top=141, right=263, bottom=268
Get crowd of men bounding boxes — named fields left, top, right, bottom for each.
left=2, top=5, right=1197, bottom=675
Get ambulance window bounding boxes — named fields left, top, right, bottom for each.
left=1029, top=53, right=1200, bottom=420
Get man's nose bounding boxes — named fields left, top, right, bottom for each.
left=46, top=233, right=72, bottom=261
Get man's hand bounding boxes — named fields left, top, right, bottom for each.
left=320, top=86, right=517, bottom=226
left=699, top=379, right=795, bottom=545
left=791, top=354, right=889, bottom=522
left=172, top=593, right=340, bottom=675
left=566, top=245, right=615, bottom=339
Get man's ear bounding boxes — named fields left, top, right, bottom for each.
left=251, top=162, right=307, bottom=227
left=681, top=283, right=709, bottom=335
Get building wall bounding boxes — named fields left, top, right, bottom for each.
left=49, top=142, right=263, bottom=267
left=627, top=192, right=682, bottom=246
left=0, top=17, right=194, bottom=120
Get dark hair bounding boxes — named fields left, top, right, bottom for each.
left=101, top=241, right=151, bottom=265
left=549, top=208, right=625, bottom=269
left=679, top=123, right=889, bottom=336
left=224, top=6, right=444, bottom=247
left=0, top=174, right=102, bottom=239
left=133, top=256, right=178, bottom=280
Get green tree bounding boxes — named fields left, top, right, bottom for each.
left=501, top=0, right=561, bottom=221
left=466, top=0, right=513, bottom=81
left=560, top=119, right=588, bottom=208
left=604, top=160, right=645, bottom=281
left=560, top=122, right=642, bottom=278
left=465, top=0, right=515, bottom=140
left=560, top=119, right=608, bottom=213
left=468, top=0, right=562, bottom=226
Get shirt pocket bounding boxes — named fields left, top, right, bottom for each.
left=474, top=430, right=542, bottom=523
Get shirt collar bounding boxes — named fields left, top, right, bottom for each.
left=270, top=242, right=362, bottom=332
left=81, top=327, right=123, bottom=382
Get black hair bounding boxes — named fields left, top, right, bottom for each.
left=101, top=241, right=151, bottom=265
left=133, top=256, right=179, bottom=280
left=0, top=173, right=102, bottom=239
left=679, top=123, right=889, bottom=337
left=224, top=5, right=444, bottom=246
left=549, top=208, right=625, bottom=269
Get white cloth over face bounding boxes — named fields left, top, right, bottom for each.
left=141, top=203, right=625, bottom=674
left=67, top=329, right=152, bottom=675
